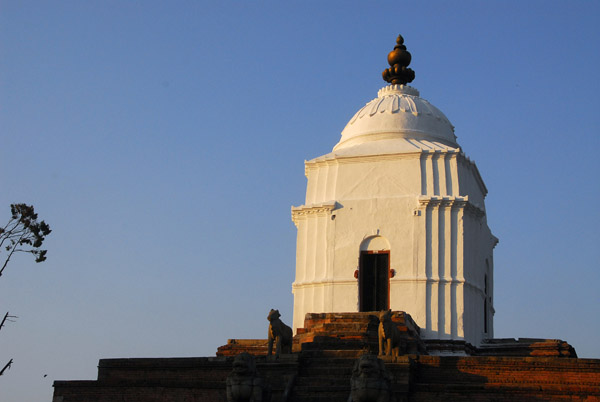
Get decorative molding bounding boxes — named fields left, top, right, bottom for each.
left=347, top=90, right=453, bottom=132
left=305, top=151, right=420, bottom=175
left=293, top=276, right=488, bottom=298
left=390, top=277, right=487, bottom=296
left=291, top=201, right=337, bottom=226
left=419, top=148, right=460, bottom=155
left=418, top=195, right=485, bottom=217
left=305, top=147, right=461, bottom=176
left=292, top=279, right=357, bottom=289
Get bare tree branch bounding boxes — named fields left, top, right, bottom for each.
left=0, top=359, right=13, bottom=376
left=0, top=312, right=17, bottom=332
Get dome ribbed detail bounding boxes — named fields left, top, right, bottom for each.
left=333, top=85, right=457, bottom=151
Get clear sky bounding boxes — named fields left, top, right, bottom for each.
left=1, top=1, right=599, bottom=400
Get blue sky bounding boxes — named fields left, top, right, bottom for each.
left=1, top=1, right=599, bottom=400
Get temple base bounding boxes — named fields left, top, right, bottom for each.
left=53, top=311, right=598, bottom=402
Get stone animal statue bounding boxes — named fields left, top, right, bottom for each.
left=378, top=310, right=405, bottom=357
left=226, top=352, right=270, bottom=402
left=348, top=354, right=394, bottom=402
left=267, top=309, right=293, bottom=357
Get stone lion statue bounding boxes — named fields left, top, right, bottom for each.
left=378, top=310, right=405, bottom=357
left=226, top=352, right=270, bottom=402
left=348, top=354, right=394, bottom=402
left=267, top=309, right=293, bottom=357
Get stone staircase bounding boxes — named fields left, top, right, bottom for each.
left=285, top=312, right=416, bottom=402
left=295, top=311, right=424, bottom=355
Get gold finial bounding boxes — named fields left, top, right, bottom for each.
left=382, top=35, right=415, bottom=85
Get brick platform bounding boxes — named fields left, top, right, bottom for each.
left=53, top=311, right=600, bottom=401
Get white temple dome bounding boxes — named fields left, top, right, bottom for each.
left=333, top=84, right=457, bottom=151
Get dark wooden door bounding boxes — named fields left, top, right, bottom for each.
left=359, top=251, right=389, bottom=311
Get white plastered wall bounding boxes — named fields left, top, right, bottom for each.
left=292, top=148, right=496, bottom=346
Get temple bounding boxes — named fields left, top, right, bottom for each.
left=52, top=35, right=600, bottom=402
left=291, top=35, right=497, bottom=347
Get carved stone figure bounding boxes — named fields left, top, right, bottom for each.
left=378, top=310, right=405, bottom=357
left=348, top=354, right=394, bottom=402
left=226, top=352, right=270, bottom=402
left=267, top=309, right=293, bottom=357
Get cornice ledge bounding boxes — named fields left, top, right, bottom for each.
left=305, top=152, right=422, bottom=174
left=292, top=278, right=357, bottom=289
left=306, top=147, right=461, bottom=171
left=420, top=148, right=461, bottom=155
left=291, top=201, right=337, bottom=226
left=492, top=234, right=500, bottom=248
left=418, top=195, right=485, bottom=216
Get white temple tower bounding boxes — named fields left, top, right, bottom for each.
left=291, top=36, right=497, bottom=347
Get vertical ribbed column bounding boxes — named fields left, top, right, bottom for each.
left=450, top=205, right=459, bottom=338
left=488, top=256, right=494, bottom=338
left=420, top=153, right=428, bottom=195
left=326, top=203, right=336, bottom=312
left=305, top=216, right=317, bottom=283
left=324, top=163, right=338, bottom=201
left=450, top=153, right=459, bottom=197
left=444, top=153, right=454, bottom=196
left=314, top=215, right=327, bottom=312
left=425, top=202, right=432, bottom=333
left=314, top=165, right=325, bottom=203
left=292, top=216, right=307, bottom=332
left=429, top=200, right=440, bottom=335
left=305, top=167, right=317, bottom=204
left=442, top=202, right=452, bottom=338
left=425, top=152, right=435, bottom=195
left=437, top=201, right=445, bottom=337
left=455, top=201, right=466, bottom=339
left=436, top=153, right=446, bottom=195
left=430, top=153, right=439, bottom=195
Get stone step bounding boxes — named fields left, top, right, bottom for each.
left=300, top=349, right=371, bottom=359
left=294, top=376, right=350, bottom=387
left=412, top=381, right=600, bottom=395
left=298, top=333, right=377, bottom=341
left=300, top=355, right=356, bottom=363
left=302, top=311, right=414, bottom=326
left=296, top=332, right=377, bottom=341
left=298, top=363, right=355, bottom=373
left=298, top=366, right=354, bottom=377
left=289, top=394, right=349, bottom=402
left=303, top=322, right=371, bottom=332
left=299, top=337, right=376, bottom=347
left=302, top=318, right=408, bottom=328
left=289, top=385, right=350, bottom=402
left=299, top=327, right=376, bottom=336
